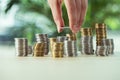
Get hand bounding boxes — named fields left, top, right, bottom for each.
left=48, top=0, right=88, bottom=33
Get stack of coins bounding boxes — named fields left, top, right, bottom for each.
left=28, top=45, right=33, bottom=54
left=57, top=36, right=68, bottom=42
left=95, top=46, right=108, bottom=56
left=95, top=23, right=107, bottom=46
left=35, top=34, right=49, bottom=55
left=101, top=39, right=114, bottom=54
left=81, top=28, right=92, bottom=36
left=66, top=33, right=76, bottom=41
left=52, top=42, right=64, bottom=58
left=33, top=43, right=45, bottom=57
left=64, top=40, right=77, bottom=57
left=14, top=38, right=28, bottom=56
left=95, top=23, right=108, bottom=56
left=49, top=38, right=57, bottom=52
left=80, top=28, right=94, bottom=55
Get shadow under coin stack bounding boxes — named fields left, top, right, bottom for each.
left=52, top=42, right=64, bottom=58
left=80, top=28, right=94, bottom=55
left=35, top=34, right=49, bottom=55
left=33, top=43, right=45, bottom=57
left=14, top=38, right=28, bottom=56
left=95, top=23, right=108, bottom=56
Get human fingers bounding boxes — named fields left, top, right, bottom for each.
left=48, top=0, right=64, bottom=33
left=79, top=0, right=88, bottom=27
left=64, top=0, right=78, bottom=33
left=75, top=0, right=82, bottom=32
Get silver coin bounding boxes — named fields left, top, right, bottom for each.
left=80, top=36, right=94, bottom=55
left=57, top=36, right=68, bottom=42
left=14, top=38, right=28, bottom=57
left=64, top=40, right=77, bottom=57
left=95, top=46, right=108, bottom=56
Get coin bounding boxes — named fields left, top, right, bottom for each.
left=52, top=42, right=64, bottom=58
left=95, top=46, right=108, bottom=56
left=35, top=34, right=49, bottom=55
left=64, top=40, right=77, bottom=57
left=95, top=23, right=107, bottom=46
left=49, top=38, right=57, bottom=53
left=57, top=36, right=68, bottom=42
left=101, top=39, right=114, bottom=54
left=80, top=28, right=94, bottom=55
left=33, top=42, right=45, bottom=57
left=66, top=33, right=76, bottom=41
left=14, top=38, right=28, bottom=56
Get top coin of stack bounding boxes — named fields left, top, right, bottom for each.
left=66, top=33, right=76, bottom=41
left=95, top=23, right=107, bottom=46
left=80, top=28, right=92, bottom=36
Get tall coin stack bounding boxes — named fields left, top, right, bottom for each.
left=95, top=23, right=108, bottom=56
left=52, top=42, right=64, bottom=58
left=80, top=28, right=94, bottom=55
left=33, top=42, right=45, bottom=57
left=101, top=39, right=114, bottom=54
left=64, top=40, right=77, bottom=57
left=35, top=34, right=49, bottom=55
left=14, top=38, right=28, bottom=56
left=95, top=23, right=107, bottom=46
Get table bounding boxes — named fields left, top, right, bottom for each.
left=0, top=46, right=120, bottom=80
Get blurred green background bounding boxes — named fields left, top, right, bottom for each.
left=0, top=0, right=120, bottom=45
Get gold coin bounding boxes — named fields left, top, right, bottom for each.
left=95, top=23, right=106, bottom=29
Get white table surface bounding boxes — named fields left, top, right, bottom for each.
left=0, top=46, right=120, bottom=80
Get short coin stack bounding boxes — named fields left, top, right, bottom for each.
left=95, top=23, right=108, bottom=56
left=14, top=38, right=28, bottom=56
left=64, top=40, right=77, bottom=57
left=33, top=42, right=45, bottom=57
left=101, top=39, right=114, bottom=54
left=96, top=46, right=108, bottom=56
left=35, top=34, right=49, bottom=55
left=52, top=42, right=64, bottom=58
left=80, top=28, right=94, bottom=55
